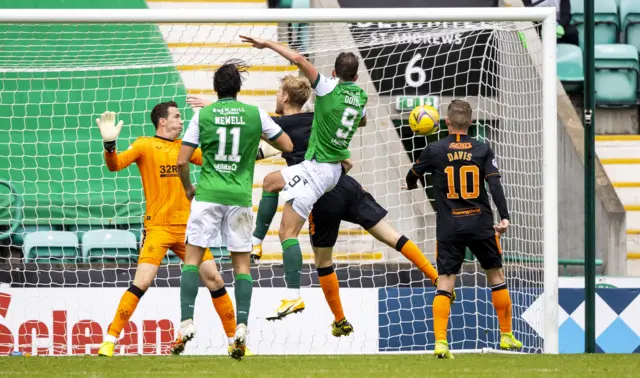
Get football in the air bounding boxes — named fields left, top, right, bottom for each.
left=408, top=105, right=440, bottom=135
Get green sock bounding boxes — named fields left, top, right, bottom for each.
left=180, top=264, right=200, bottom=322
left=234, top=273, right=253, bottom=325
left=253, top=191, right=279, bottom=241
left=282, top=238, right=302, bottom=289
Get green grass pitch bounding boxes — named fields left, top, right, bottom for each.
left=1, top=355, right=638, bottom=377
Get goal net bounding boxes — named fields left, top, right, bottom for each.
left=0, top=8, right=557, bottom=356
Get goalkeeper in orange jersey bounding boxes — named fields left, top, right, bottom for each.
left=95, top=102, right=237, bottom=357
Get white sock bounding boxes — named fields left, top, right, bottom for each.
left=105, top=334, right=118, bottom=344
left=252, top=237, right=263, bottom=247
left=286, top=288, right=301, bottom=301
left=227, top=337, right=234, bottom=345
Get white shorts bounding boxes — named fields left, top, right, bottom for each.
left=280, top=160, right=342, bottom=219
left=185, top=199, right=253, bottom=252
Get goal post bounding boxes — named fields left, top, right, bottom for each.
left=0, top=7, right=558, bottom=355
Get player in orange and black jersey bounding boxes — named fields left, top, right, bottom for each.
left=96, top=102, right=237, bottom=357
left=404, top=99, right=522, bottom=359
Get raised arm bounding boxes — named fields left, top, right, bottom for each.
left=97, top=111, right=143, bottom=171
left=240, top=35, right=319, bottom=84
left=177, top=111, right=200, bottom=200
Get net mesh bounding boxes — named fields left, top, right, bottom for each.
left=0, top=20, right=546, bottom=355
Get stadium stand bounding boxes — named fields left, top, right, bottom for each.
left=557, top=43, right=584, bottom=92
left=81, top=230, right=138, bottom=264
left=621, top=0, right=640, bottom=53
left=594, top=44, right=638, bottom=106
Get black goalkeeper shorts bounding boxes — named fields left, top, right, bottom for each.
left=436, top=235, right=503, bottom=275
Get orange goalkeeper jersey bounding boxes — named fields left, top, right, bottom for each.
left=104, top=135, right=202, bottom=226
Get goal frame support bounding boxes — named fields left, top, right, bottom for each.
left=0, top=6, right=558, bottom=354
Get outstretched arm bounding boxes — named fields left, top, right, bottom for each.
left=97, top=111, right=142, bottom=171
left=240, top=35, right=319, bottom=84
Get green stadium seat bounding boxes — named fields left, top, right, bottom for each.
left=116, top=223, right=144, bottom=243
left=621, top=0, right=640, bottom=53
left=66, top=224, right=114, bottom=243
left=557, top=44, right=584, bottom=92
left=571, top=0, right=620, bottom=48
left=594, top=44, right=639, bottom=106
left=23, top=231, right=79, bottom=264
left=11, top=225, right=55, bottom=246
left=81, top=230, right=138, bottom=263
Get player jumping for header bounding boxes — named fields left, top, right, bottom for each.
left=403, top=100, right=522, bottom=359
left=95, top=103, right=237, bottom=357
left=240, top=35, right=368, bottom=320
left=193, top=75, right=446, bottom=332
left=173, top=61, right=293, bottom=360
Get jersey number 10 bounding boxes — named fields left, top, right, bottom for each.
left=215, top=127, right=241, bottom=163
left=444, top=165, right=480, bottom=200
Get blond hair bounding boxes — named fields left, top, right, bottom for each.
left=280, top=75, right=312, bottom=109
left=447, top=99, right=473, bottom=130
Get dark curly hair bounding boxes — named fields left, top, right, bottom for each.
left=214, top=59, right=248, bottom=99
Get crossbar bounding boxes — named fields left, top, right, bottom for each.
left=0, top=7, right=556, bottom=23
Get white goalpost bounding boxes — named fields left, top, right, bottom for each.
left=0, top=7, right=557, bottom=356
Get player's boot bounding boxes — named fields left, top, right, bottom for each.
left=97, top=341, right=115, bottom=357
left=171, top=319, right=195, bottom=356
left=228, top=345, right=254, bottom=357
left=331, top=318, right=354, bottom=337
left=499, top=332, right=522, bottom=351
left=229, top=324, right=247, bottom=360
left=265, top=298, right=305, bottom=321
left=434, top=340, right=454, bottom=359
left=250, top=244, right=263, bottom=263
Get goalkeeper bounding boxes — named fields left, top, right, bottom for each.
left=95, top=103, right=236, bottom=357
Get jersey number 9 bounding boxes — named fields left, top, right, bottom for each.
left=336, top=107, right=359, bottom=139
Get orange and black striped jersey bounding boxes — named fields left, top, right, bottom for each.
left=104, top=135, right=203, bottom=226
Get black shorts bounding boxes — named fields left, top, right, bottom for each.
left=309, top=176, right=388, bottom=248
left=436, top=235, right=503, bottom=275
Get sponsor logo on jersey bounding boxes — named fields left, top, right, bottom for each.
left=214, top=163, right=238, bottom=172
left=492, top=158, right=498, bottom=168
left=448, top=142, right=472, bottom=149
left=159, top=165, right=178, bottom=177
left=451, top=207, right=481, bottom=217
left=331, top=138, right=349, bottom=147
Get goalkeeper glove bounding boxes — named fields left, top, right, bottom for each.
left=96, top=111, right=124, bottom=152
left=256, top=141, right=281, bottom=160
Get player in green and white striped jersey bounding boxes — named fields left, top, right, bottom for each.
left=240, top=35, right=368, bottom=320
